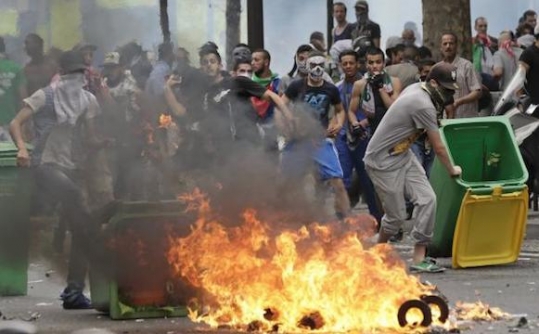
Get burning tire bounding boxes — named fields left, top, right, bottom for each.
left=397, top=299, right=433, bottom=328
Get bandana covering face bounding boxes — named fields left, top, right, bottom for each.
left=421, top=82, right=454, bottom=115
left=307, top=56, right=326, bottom=80
left=51, top=73, right=92, bottom=125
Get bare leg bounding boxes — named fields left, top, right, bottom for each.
left=413, top=244, right=427, bottom=264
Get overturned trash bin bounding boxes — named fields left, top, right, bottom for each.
left=428, top=116, right=529, bottom=268
left=90, top=200, right=197, bottom=320
left=0, top=142, right=33, bottom=296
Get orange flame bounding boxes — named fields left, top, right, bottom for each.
left=167, top=189, right=438, bottom=332
left=142, top=121, right=154, bottom=145
left=454, top=301, right=510, bottom=321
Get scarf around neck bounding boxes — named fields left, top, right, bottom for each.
left=252, top=71, right=279, bottom=87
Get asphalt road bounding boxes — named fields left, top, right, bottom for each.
left=2, top=210, right=539, bottom=334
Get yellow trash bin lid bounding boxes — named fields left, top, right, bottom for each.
left=452, top=185, right=528, bottom=268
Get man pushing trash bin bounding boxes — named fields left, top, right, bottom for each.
left=363, top=62, right=462, bottom=273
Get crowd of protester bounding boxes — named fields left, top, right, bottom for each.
left=1, top=0, right=539, bottom=308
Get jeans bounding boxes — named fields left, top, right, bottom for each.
left=411, top=139, right=435, bottom=178
left=335, top=133, right=382, bottom=222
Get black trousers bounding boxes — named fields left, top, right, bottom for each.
left=34, top=164, right=94, bottom=291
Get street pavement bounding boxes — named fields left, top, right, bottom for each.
left=2, top=209, right=539, bottom=334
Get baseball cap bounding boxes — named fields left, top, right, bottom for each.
left=103, top=52, right=121, bottom=66
left=59, top=50, right=87, bottom=73
left=355, top=0, right=369, bottom=10
left=72, top=42, right=97, bottom=52
left=427, top=62, right=459, bottom=90
left=386, top=36, right=404, bottom=50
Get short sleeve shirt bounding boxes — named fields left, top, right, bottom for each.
left=493, top=47, right=522, bottom=91
left=0, top=58, right=25, bottom=125
left=441, top=57, right=481, bottom=118
left=24, top=87, right=99, bottom=169
left=350, top=20, right=381, bottom=43
left=285, top=79, right=341, bottom=128
left=364, top=83, right=438, bottom=171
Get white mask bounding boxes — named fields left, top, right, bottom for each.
left=307, top=56, right=326, bottom=80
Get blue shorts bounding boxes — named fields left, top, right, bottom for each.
left=281, top=138, right=344, bottom=180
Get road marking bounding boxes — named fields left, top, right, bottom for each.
left=519, top=252, right=539, bottom=258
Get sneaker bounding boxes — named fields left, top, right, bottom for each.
left=388, top=229, right=404, bottom=243
left=410, top=257, right=446, bottom=273
left=61, top=289, right=92, bottom=310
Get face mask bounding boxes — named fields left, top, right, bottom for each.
left=296, top=56, right=308, bottom=74
left=62, top=72, right=85, bottom=87
left=435, top=86, right=455, bottom=106
left=233, top=46, right=251, bottom=62
left=236, top=70, right=252, bottom=78
left=421, top=82, right=455, bottom=113
left=307, top=56, right=326, bottom=80
left=356, top=11, right=368, bottom=23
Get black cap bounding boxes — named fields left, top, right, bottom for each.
left=72, top=42, right=97, bottom=52
left=426, top=62, right=459, bottom=90
left=355, top=0, right=369, bottom=10
left=59, top=51, right=86, bottom=73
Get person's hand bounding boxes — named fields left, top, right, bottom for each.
left=166, top=75, right=182, bottom=88
left=451, top=165, right=462, bottom=177
left=452, top=99, right=461, bottom=110
left=16, top=149, right=30, bottom=167
left=98, top=78, right=111, bottom=98
left=327, top=123, right=342, bottom=137
left=369, top=73, right=384, bottom=90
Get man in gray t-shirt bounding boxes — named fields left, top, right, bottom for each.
left=493, top=32, right=523, bottom=91
left=363, top=63, right=462, bottom=273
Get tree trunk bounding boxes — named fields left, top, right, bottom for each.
left=422, top=0, right=472, bottom=61
left=159, top=0, right=171, bottom=43
left=226, top=0, right=242, bottom=69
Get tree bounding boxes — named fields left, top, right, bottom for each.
left=159, top=0, right=171, bottom=43
left=226, top=0, right=242, bottom=69
left=422, top=0, right=472, bottom=61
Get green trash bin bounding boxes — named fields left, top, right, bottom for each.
left=90, top=200, right=194, bottom=319
left=0, top=142, right=33, bottom=296
left=428, top=116, right=528, bottom=258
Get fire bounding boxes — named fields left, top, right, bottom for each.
left=454, top=301, right=510, bottom=321
left=142, top=121, right=154, bottom=145
left=167, top=189, right=438, bottom=332
left=159, top=113, right=173, bottom=128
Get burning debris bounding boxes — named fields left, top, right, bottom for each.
left=453, top=301, right=510, bottom=322
left=166, top=189, right=441, bottom=332
left=163, top=190, right=515, bottom=333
